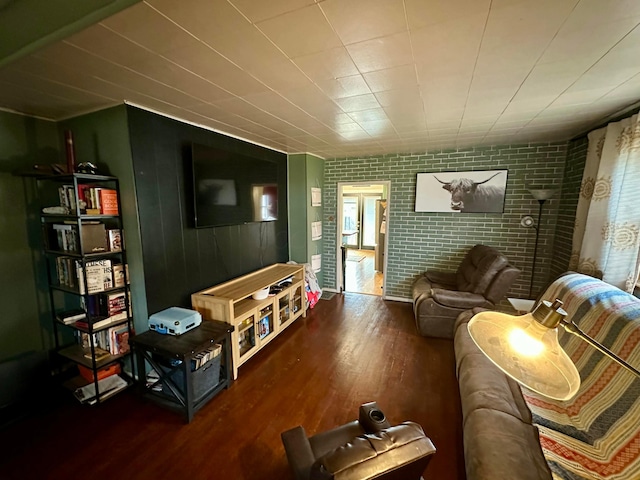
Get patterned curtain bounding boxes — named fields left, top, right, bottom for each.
left=569, top=113, right=640, bottom=293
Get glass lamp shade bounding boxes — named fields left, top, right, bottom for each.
left=528, top=189, right=557, bottom=201
left=467, top=311, right=581, bottom=401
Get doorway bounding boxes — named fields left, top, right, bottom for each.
left=337, top=182, right=389, bottom=297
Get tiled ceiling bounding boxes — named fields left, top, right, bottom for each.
left=1, top=0, right=640, bottom=158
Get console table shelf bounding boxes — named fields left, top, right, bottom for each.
left=191, top=263, right=306, bottom=379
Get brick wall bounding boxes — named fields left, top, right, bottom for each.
left=550, top=136, right=588, bottom=280
left=323, top=142, right=568, bottom=300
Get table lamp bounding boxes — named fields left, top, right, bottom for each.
left=467, top=299, right=640, bottom=400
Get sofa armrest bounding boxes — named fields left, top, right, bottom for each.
left=425, top=270, right=457, bottom=288
left=431, top=288, right=490, bottom=309
left=282, top=426, right=316, bottom=480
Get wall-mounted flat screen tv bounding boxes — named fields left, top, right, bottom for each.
left=191, top=143, right=279, bottom=228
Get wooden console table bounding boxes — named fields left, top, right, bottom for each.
left=191, top=263, right=306, bottom=379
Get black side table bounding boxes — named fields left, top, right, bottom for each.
left=130, top=320, right=234, bottom=423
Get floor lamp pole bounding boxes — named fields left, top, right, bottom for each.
left=529, top=199, right=546, bottom=298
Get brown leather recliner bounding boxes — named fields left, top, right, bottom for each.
left=412, top=244, right=520, bottom=339
left=281, top=402, right=436, bottom=480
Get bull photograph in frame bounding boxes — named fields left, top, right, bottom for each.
left=415, top=169, right=508, bottom=213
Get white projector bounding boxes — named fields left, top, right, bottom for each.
left=148, top=307, right=202, bottom=336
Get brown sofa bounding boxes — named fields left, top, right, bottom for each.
left=454, top=272, right=640, bottom=479
left=412, top=244, right=520, bottom=338
left=454, top=307, right=552, bottom=479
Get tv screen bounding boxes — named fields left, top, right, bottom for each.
left=191, top=143, right=279, bottom=228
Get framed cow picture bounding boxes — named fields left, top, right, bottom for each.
left=415, top=169, right=508, bottom=213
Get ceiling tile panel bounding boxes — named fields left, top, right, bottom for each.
left=255, top=4, right=342, bottom=58
left=405, top=0, right=490, bottom=30
left=363, top=64, right=418, bottom=93
left=561, top=0, right=640, bottom=33
left=410, top=13, right=486, bottom=65
left=320, top=0, right=407, bottom=45
left=346, top=32, right=414, bottom=73
left=292, top=47, right=359, bottom=81
left=0, top=0, right=638, bottom=157
left=481, top=0, right=577, bottom=51
left=335, top=93, right=381, bottom=113
left=229, top=0, right=315, bottom=23
left=374, top=88, right=422, bottom=109
left=541, top=16, right=640, bottom=65
left=315, top=75, right=372, bottom=100
left=100, top=3, right=197, bottom=56
left=347, top=108, right=389, bottom=123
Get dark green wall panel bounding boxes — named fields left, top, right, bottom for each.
left=58, top=104, right=148, bottom=334
left=0, top=111, right=60, bottom=361
left=126, top=106, right=289, bottom=316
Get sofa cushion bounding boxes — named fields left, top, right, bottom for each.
left=456, top=245, right=508, bottom=294
left=463, top=409, right=552, bottom=480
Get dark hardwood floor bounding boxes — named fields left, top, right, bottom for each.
left=0, top=294, right=465, bottom=480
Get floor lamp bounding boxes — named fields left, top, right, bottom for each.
left=468, top=298, right=640, bottom=400
left=527, top=188, right=557, bottom=298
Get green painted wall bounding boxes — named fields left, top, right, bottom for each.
left=288, top=153, right=325, bottom=286
left=0, top=110, right=60, bottom=361
left=0, top=0, right=140, bottom=68
left=323, top=143, right=568, bottom=300
left=58, top=105, right=148, bottom=335
left=550, top=136, right=588, bottom=280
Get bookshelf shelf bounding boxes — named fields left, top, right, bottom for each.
left=37, top=173, right=134, bottom=405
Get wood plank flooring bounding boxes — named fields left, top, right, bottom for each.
left=0, top=294, right=465, bottom=480
left=345, top=249, right=383, bottom=296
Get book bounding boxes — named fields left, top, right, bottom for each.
left=73, top=374, right=127, bottom=405
left=99, top=189, right=119, bottom=215
left=107, top=291, right=126, bottom=316
left=56, top=309, right=86, bottom=325
left=82, top=346, right=111, bottom=361
left=108, top=325, right=131, bottom=355
left=52, top=224, right=78, bottom=252
left=76, top=259, right=113, bottom=294
left=112, top=263, right=129, bottom=288
left=107, top=229, right=122, bottom=251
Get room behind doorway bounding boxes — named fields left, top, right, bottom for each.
left=339, top=183, right=388, bottom=296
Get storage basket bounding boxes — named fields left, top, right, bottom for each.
left=160, top=349, right=222, bottom=401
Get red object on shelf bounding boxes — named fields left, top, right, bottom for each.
left=78, top=363, right=121, bottom=382
left=99, top=189, right=119, bottom=215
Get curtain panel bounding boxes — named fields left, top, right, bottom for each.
left=570, top=113, right=640, bottom=293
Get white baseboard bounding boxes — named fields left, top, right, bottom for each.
left=383, top=295, right=412, bottom=303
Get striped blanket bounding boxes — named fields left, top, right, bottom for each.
left=523, top=273, right=640, bottom=480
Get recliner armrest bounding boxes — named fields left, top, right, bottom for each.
left=424, top=270, right=457, bottom=288
left=282, top=426, right=316, bottom=480
left=431, top=288, right=491, bottom=309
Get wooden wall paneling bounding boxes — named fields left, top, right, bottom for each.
left=127, top=106, right=288, bottom=315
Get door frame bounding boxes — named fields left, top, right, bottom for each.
left=337, top=181, right=390, bottom=297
